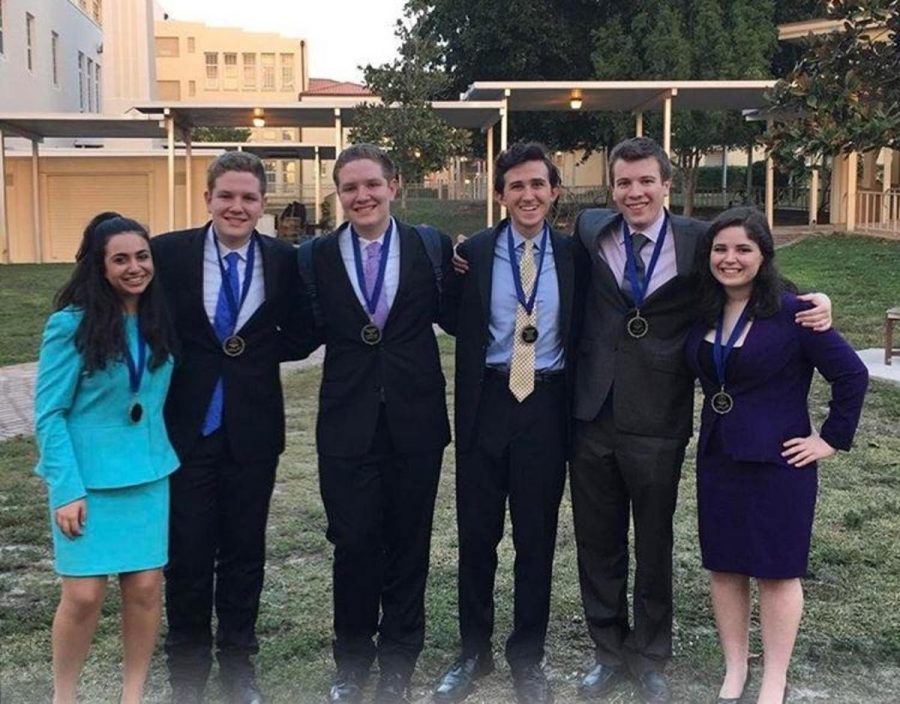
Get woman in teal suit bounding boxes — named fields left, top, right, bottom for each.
left=34, top=213, right=179, bottom=704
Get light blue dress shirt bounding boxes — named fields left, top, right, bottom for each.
left=485, top=223, right=564, bottom=371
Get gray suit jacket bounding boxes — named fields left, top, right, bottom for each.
left=573, top=208, right=706, bottom=440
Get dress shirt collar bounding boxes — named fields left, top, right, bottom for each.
left=208, top=224, right=255, bottom=262
left=508, top=221, right=548, bottom=251
left=348, top=217, right=396, bottom=249
left=615, top=208, right=667, bottom=246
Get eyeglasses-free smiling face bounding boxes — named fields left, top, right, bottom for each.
left=709, top=225, right=764, bottom=297
left=610, top=156, right=671, bottom=231
left=497, top=160, right=560, bottom=238
left=104, top=232, right=154, bottom=307
left=205, top=170, right=266, bottom=249
left=336, top=158, right=398, bottom=239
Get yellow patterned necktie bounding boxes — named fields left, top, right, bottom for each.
left=509, top=239, right=537, bottom=402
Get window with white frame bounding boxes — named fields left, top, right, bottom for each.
left=261, top=53, right=275, bottom=91
left=187, top=36, right=195, bottom=53
left=86, top=57, right=93, bottom=111
left=0, top=0, right=5, bottom=56
left=51, top=32, right=59, bottom=86
left=77, top=51, right=85, bottom=111
left=242, top=53, right=256, bottom=89
left=94, top=62, right=101, bottom=111
left=205, top=52, right=218, bottom=89
left=280, top=53, right=294, bottom=91
left=223, top=52, right=238, bottom=90
left=26, top=13, right=34, bottom=71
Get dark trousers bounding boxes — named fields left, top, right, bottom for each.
left=164, top=429, right=278, bottom=685
left=570, top=404, right=686, bottom=675
left=319, top=407, right=443, bottom=677
left=457, top=371, right=567, bottom=667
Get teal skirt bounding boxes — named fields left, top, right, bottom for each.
left=51, top=477, right=169, bottom=577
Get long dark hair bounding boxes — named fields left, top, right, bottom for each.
left=54, top=212, right=173, bottom=372
left=695, top=206, right=797, bottom=326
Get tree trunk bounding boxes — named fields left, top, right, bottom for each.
left=682, top=151, right=701, bottom=218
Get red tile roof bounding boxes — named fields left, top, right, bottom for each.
left=305, top=78, right=373, bottom=96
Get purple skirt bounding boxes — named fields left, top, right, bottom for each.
left=697, top=440, right=818, bottom=579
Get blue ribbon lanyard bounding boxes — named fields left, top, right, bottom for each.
left=124, top=326, right=147, bottom=395
left=212, top=229, right=257, bottom=332
left=712, top=305, right=750, bottom=390
left=623, top=210, right=669, bottom=308
left=507, top=224, right=548, bottom=315
left=350, top=223, right=392, bottom=319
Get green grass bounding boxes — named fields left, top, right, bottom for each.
left=0, top=264, right=72, bottom=366
left=395, top=198, right=488, bottom=238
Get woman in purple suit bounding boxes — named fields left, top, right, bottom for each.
left=685, top=207, right=868, bottom=704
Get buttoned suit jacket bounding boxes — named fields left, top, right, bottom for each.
left=305, top=220, right=453, bottom=458
left=441, top=219, right=587, bottom=453
left=573, top=208, right=706, bottom=440
left=151, top=225, right=304, bottom=463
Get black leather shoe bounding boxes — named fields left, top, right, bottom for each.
left=511, top=662, right=553, bottom=704
left=328, top=668, right=368, bottom=703
left=633, top=670, right=671, bottom=704
left=170, top=684, right=204, bottom=704
left=373, top=670, right=410, bottom=704
left=579, top=663, right=622, bottom=699
left=223, top=671, right=265, bottom=704
left=716, top=668, right=752, bottom=703
left=432, top=652, right=495, bottom=702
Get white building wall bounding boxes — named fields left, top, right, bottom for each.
left=0, top=0, right=103, bottom=113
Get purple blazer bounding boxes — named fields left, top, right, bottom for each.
left=685, top=293, right=868, bottom=465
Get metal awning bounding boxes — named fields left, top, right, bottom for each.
left=0, top=113, right=167, bottom=141
left=181, top=142, right=337, bottom=160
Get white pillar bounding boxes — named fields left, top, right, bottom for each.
left=314, top=146, right=322, bottom=227
left=334, top=108, right=343, bottom=225
left=846, top=151, right=858, bottom=231
left=166, top=112, right=175, bottom=232
left=185, top=128, right=193, bottom=228
left=0, top=130, right=8, bottom=263
left=882, top=147, right=894, bottom=225
left=31, top=140, right=43, bottom=263
left=663, top=92, right=673, bottom=210
left=486, top=127, right=494, bottom=227
left=765, top=120, right=775, bottom=228
left=500, top=89, right=509, bottom=221
left=635, top=112, right=643, bottom=137
left=809, top=161, right=819, bottom=226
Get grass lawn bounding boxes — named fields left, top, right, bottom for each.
left=1, top=234, right=899, bottom=702
left=0, top=264, right=72, bottom=366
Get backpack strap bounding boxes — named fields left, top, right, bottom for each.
left=297, top=237, right=323, bottom=328
left=414, top=223, right=443, bottom=295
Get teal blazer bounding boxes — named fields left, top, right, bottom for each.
left=34, top=308, right=180, bottom=510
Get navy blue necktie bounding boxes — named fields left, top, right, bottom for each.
left=202, top=252, right=240, bottom=436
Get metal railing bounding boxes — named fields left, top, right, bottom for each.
left=856, top=189, right=900, bottom=237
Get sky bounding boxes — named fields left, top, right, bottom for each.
left=157, top=0, right=408, bottom=83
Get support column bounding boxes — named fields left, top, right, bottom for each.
left=764, top=119, right=775, bottom=227
left=0, top=130, right=8, bottom=263
left=314, top=146, right=322, bottom=227
left=882, top=147, right=894, bottom=225
left=809, top=160, right=819, bottom=226
left=31, top=140, right=43, bottom=263
left=663, top=91, right=673, bottom=210
left=166, top=111, right=175, bottom=232
left=486, top=126, right=495, bottom=228
left=500, top=89, right=509, bottom=221
left=635, top=112, right=643, bottom=138
left=846, top=150, right=858, bottom=231
left=334, top=108, right=343, bottom=225
left=184, top=127, right=193, bottom=228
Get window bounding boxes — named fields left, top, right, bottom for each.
left=0, top=0, right=5, bottom=56
left=155, top=36, right=179, bottom=58
left=77, top=51, right=85, bottom=111
left=282, top=129, right=293, bottom=141
left=187, top=36, right=195, bottom=53
left=25, top=13, right=34, bottom=71
left=263, top=160, right=277, bottom=187
left=188, top=80, right=196, bottom=97
left=91, top=0, right=102, bottom=25
left=284, top=161, right=297, bottom=185
left=86, top=57, right=93, bottom=112
left=205, top=52, right=218, bottom=89
left=280, top=53, right=294, bottom=91
left=94, top=62, right=101, bottom=111
left=261, top=53, right=275, bottom=91
left=242, top=53, right=256, bottom=89
left=223, top=52, right=237, bottom=90
left=51, top=31, right=59, bottom=86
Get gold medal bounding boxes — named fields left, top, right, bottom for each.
left=223, top=335, right=246, bottom=357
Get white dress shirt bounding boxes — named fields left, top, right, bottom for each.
left=202, top=226, right=266, bottom=331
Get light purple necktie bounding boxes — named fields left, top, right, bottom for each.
left=364, top=241, right=390, bottom=329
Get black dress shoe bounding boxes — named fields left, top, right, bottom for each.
left=373, top=670, right=411, bottom=704
left=170, top=684, right=204, bottom=704
left=224, top=671, right=265, bottom=704
left=328, top=668, right=368, bottom=703
left=432, top=652, right=495, bottom=702
left=511, top=662, right=553, bottom=704
left=579, top=663, right=622, bottom=699
left=633, top=670, right=671, bottom=704
left=716, top=668, right=752, bottom=703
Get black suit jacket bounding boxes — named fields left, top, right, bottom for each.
left=573, top=208, right=706, bottom=440
left=307, top=221, right=453, bottom=458
left=441, top=220, right=587, bottom=452
left=151, top=225, right=304, bottom=462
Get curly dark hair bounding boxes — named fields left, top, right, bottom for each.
left=493, top=142, right=561, bottom=194
left=695, top=206, right=797, bottom=327
left=54, top=212, right=174, bottom=372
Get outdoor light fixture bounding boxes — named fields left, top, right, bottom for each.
left=252, top=108, right=265, bottom=128
left=569, top=90, right=583, bottom=110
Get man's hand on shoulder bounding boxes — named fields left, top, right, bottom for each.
left=795, top=292, right=832, bottom=332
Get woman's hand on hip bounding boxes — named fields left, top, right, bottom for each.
left=782, top=433, right=836, bottom=467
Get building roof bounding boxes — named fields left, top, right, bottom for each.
left=305, top=79, right=372, bottom=97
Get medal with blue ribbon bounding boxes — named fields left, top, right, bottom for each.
left=623, top=210, right=669, bottom=338
left=508, top=224, right=548, bottom=344
left=710, top=305, right=751, bottom=415
left=213, top=229, right=257, bottom=357
left=351, top=223, right=392, bottom=345
left=124, top=324, right=147, bottom=423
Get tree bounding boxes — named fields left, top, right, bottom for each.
left=352, top=12, right=470, bottom=204
left=190, top=126, right=251, bottom=142
left=766, top=0, right=900, bottom=173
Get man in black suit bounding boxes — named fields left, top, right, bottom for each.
left=433, top=143, right=586, bottom=704
left=300, top=144, right=452, bottom=704
left=571, top=138, right=830, bottom=704
left=152, top=151, right=312, bottom=704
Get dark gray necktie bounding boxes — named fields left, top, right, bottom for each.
left=621, top=232, right=650, bottom=299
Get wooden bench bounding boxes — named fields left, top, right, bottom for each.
left=887, top=307, right=900, bottom=365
